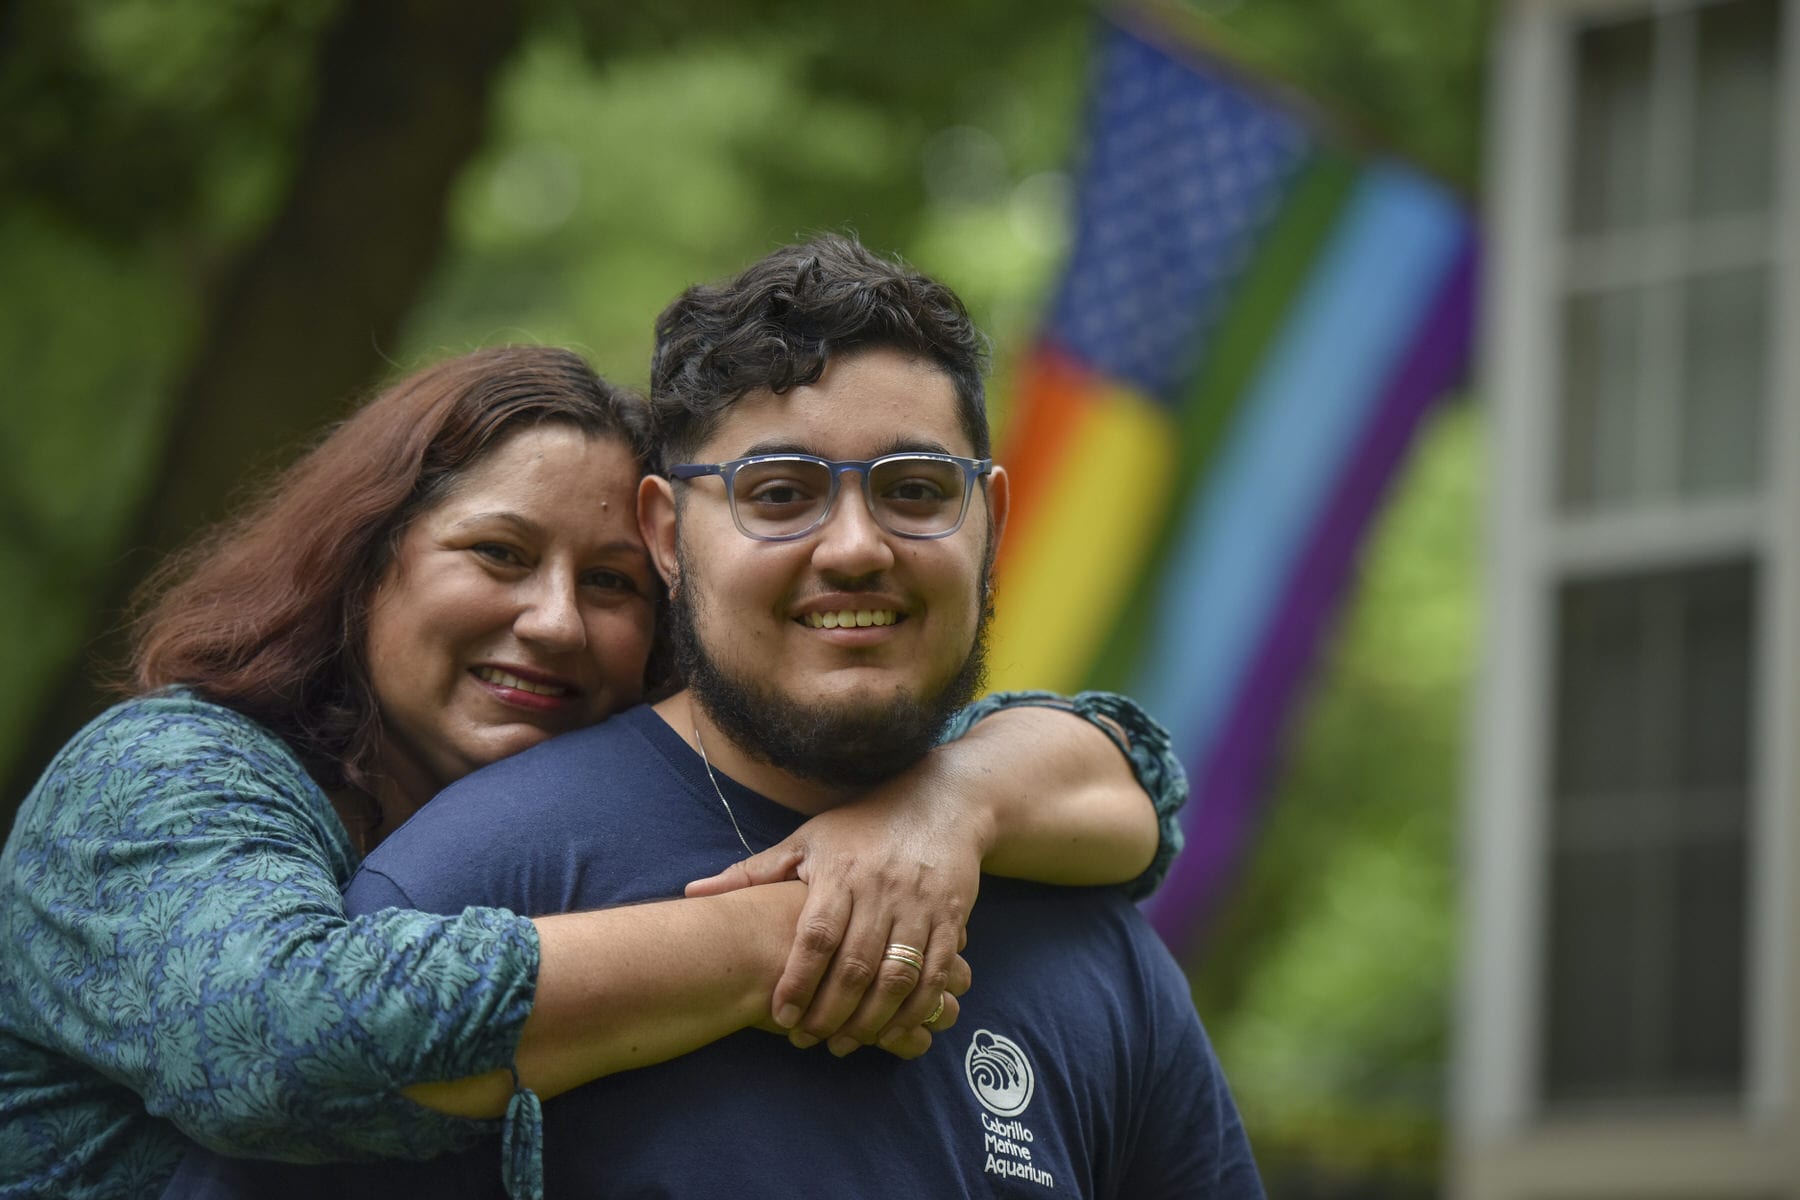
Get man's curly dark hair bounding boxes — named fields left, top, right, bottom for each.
left=647, top=233, right=991, bottom=470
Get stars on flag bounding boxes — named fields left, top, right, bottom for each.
left=1047, top=26, right=1313, bottom=401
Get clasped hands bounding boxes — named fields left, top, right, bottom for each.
left=685, top=757, right=984, bottom=1061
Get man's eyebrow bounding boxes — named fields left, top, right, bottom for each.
left=733, top=437, right=958, bottom=460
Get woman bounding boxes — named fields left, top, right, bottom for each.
left=0, top=346, right=1182, bottom=1200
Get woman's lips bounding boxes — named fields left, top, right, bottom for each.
left=470, top=665, right=580, bottom=712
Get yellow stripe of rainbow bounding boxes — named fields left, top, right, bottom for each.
left=988, top=379, right=1179, bottom=694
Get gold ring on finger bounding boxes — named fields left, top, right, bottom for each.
left=882, top=943, right=925, bottom=972
left=924, top=993, right=946, bottom=1028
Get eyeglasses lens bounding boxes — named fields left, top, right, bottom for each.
left=729, top=456, right=965, bottom=539
left=869, top=456, right=964, bottom=536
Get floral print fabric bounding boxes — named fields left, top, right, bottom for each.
left=0, top=692, right=536, bottom=1199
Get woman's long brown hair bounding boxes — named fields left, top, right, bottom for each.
left=130, top=345, right=649, bottom=793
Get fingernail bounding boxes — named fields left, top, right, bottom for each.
left=775, top=1004, right=800, bottom=1029
left=828, top=1036, right=859, bottom=1057
left=789, top=1031, right=819, bottom=1049
left=878, top=1028, right=903, bottom=1050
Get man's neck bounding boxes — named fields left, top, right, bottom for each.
left=652, top=690, right=855, bottom=816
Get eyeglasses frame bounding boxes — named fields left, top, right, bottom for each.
left=666, top=451, right=995, bottom=543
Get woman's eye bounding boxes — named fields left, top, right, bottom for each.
left=583, top=569, right=639, bottom=594
left=473, top=543, right=523, bottom=566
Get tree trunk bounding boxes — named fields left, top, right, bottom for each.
left=3, top=0, right=527, bottom=826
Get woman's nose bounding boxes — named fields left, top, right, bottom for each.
left=514, top=575, right=587, bottom=651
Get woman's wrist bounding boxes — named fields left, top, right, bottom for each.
left=909, top=740, right=1003, bottom=866
left=717, top=882, right=808, bottom=1020
left=931, top=707, right=1052, bottom=868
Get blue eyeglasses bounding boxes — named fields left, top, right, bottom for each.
left=666, top=452, right=993, bottom=542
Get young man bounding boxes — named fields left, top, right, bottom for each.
left=196, top=237, right=1263, bottom=1197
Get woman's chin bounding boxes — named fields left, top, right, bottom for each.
left=458, top=705, right=616, bottom=775
left=469, top=724, right=561, bottom=769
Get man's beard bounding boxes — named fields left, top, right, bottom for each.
left=669, top=544, right=992, bottom=791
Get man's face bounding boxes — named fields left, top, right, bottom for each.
left=641, top=346, right=1009, bottom=789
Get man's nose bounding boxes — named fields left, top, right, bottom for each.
left=810, top=475, right=896, bottom=575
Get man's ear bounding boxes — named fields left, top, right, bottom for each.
left=983, top=464, right=1010, bottom=549
left=638, top=475, right=680, bottom=592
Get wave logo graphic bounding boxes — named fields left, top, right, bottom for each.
left=964, top=1028, right=1035, bottom=1117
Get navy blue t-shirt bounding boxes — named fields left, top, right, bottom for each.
left=170, top=705, right=1262, bottom=1199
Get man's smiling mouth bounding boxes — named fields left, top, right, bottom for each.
left=797, top=609, right=900, bottom=629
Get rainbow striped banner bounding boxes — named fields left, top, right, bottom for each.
left=987, top=15, right=1478, bottom=952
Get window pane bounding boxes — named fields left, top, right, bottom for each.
left=1679, top=265, right=1768, bottom=499
left=1543, top=847, right=1640, bottom=1098
left=1542, top=562, right=1754, bottom=1105
left=1553, top=568, right=1657, bottom=802
left=1677, top=555, right=1755, bottom=798
left=1689, top=0, right=1782, bottom=219
left=1669, top=839, right=1746, bottom=1089
left=1559, top=287, right=1648, bottom=511
left=1569, top=15, right=1656, bottom=234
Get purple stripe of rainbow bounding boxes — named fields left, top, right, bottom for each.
left=1144, top=235, right=1480, bottom=948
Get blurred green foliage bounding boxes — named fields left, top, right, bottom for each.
left=0, top=207, right=192, bottom=768
left=400, top=6, right=1096, bottom=394
left=1198, top=0, right=1488, bottom=184
left=1, top=0, right=1488, bottom=1193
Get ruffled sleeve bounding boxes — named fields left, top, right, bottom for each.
left=942, top=690, right=1187, bottom=899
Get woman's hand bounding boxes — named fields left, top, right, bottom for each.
left=685, top=749, right=987, bottom=1056
left=744, top=947, right=971, bottom=1060
left=685, top=699, right=1162, bottom=1058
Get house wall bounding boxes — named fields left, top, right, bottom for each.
left=1454, top=0, right=1800, bottom=1195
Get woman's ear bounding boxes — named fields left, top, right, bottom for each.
left=638, top=475, right=680, bottom=595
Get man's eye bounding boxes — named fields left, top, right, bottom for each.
left=746, top=483, right=814, bottom=506
left=885, top=479, right=949, bottom=503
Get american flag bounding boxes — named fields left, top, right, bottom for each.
left=1047, top=26, right=1314, bottom=401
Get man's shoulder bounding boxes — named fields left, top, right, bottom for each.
left=350, top=705, right=695, bottom=915
left=446, top=704, right=666, bottom=795
left=973, top=876, right=1154, bottom=939
left=380, top=705, right=673, bottom=844
left=973, top=879, right=1191, bottom=998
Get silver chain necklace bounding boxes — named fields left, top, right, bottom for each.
left=694, top=724, right=755, bottom=857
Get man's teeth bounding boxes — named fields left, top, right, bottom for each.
left=474, top=667, right=569, bottom=696
left=801, top=609, right=898, bottom=629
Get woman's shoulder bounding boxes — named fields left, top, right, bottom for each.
left=70, top=687, right=293, bottom=754
left=5, top=688, right=355, bottom=902
left=27, top=688, right=326, bottom=819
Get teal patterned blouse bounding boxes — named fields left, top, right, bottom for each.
left=0, top=689, right=1184, bottom=1200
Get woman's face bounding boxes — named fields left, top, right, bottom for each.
left=365, top=426, right=656, bottom=807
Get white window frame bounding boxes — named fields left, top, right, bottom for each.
left=1456, top=0, right=1800, bottom=1191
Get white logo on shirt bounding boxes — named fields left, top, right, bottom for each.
left=964, top=1028, right=1035, bottom=1117
left=964, top=1029, right=1053, bottom=1187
